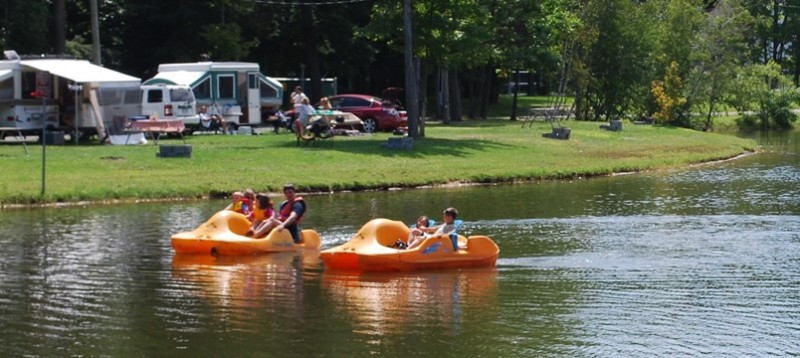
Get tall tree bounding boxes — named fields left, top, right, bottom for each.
left=54, top=0, right=66, bottom=54
left=571, top=0, right=658, bottom=120
left=686, top=0, right=753, bottom=131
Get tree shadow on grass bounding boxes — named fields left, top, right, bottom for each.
left=274, top=135, right=512, bottom=158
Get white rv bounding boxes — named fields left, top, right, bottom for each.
left=140, top=84, right=198, bottom=124
left=142, top=62, right=283, bottom=130
left=0, top=50, right=141, bottom=140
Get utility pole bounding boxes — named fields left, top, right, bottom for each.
left=403, top=0, right=419, bottom=138
left=90, top=0, right=101, bottom=65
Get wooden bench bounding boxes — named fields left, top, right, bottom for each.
left=126, top=119, right=186, bottom=145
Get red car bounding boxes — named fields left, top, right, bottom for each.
left=287, top=94, right=406, bottom=133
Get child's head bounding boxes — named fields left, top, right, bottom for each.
left=255, top=193, right=272, bottom=209
left=231, top=191, right=244, bottom=203
left=417, top=216, right=430, bottom=228
left=442, top=207, right=458, bottom=224
left=244, top=188, right=256, bottom=201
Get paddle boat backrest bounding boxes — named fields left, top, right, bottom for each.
left=449, top=220, right=463, bottom=251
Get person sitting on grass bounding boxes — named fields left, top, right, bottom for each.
left=407, top=207, right=459, bottom=250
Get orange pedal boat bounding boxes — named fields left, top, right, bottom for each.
left=171, top=210, right=321, bottom=255
left=320, top=218, right=499, bottom=271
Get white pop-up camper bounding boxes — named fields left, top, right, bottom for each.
left=0, top=50, right=141, bottom=141
left=142, top=62, right=283, bottom=130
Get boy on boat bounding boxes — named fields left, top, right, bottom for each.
left=406, top=207, right=459, bottom=250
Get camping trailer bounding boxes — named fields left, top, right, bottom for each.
left=0, top=50, right=141, bottom=140
left=142, top=62, right=283, bottom=129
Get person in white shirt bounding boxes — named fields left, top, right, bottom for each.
left=291, top=86, right=308, bottom=108
left=295, top=98, right=316, bottom=137
left=198, top=105, right=229, bottom=134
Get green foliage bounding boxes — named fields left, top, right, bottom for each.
left=685, top=0, right=754, bottom=131
left=727, top=61, right=799, bottom=130
left=65, top=36, right=93, bottom=60
left=0, top=0, right=50, bottom=54
left=201, top=23, right=257, bottom=61
left=572, top=0, right=659, bottom=120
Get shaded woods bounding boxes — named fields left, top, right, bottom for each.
left=1, top=0, right=798, bottom=130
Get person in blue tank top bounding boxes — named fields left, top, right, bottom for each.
left=406, top=208, right=459, bottom=250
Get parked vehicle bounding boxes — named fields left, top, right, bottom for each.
left=142, top=62, right=283, bottom=131
left=286, top=94, right=406, bottom=133
left=140, top=84, right=199, bottom=129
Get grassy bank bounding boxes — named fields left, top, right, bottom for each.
left=0, top=119, right=756, bottom=206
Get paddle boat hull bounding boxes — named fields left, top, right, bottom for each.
left=320, top=218, right=499, bottom=271
left=171, top=210, right=321, bottom=255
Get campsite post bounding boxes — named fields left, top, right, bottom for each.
left=34, top=71, right=51, bottom=196
left=68, top=83, right=82, bottom=145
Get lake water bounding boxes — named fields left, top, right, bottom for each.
left=1, top=131, right=798, bottom=356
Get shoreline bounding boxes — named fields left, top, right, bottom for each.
left=0, top=150, right=756, bottom=211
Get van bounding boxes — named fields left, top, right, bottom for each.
left=141, top=84, right=199, bottom=128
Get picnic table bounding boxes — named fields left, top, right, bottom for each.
left=314, top=110, right=363, bottom=130
left=0, top=127, right=30, bottom=156
left=126, top=119, right=185, bottom=145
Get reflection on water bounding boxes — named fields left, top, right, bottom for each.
left=169, top=253, right=320, bottom=332
left=321, top=269, right=498, bottom=337
left=0, top=131, right=799, bottom=356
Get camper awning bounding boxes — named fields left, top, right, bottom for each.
left=0, top=69, right=12, bottom=82
left=143, top=71, right=206, bottom=86
left=20, top=59, right=140, bottom=85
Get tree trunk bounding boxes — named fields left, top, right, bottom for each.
left=574, top=87, right=584, bottom=121
left=510, top=68, right=521, bottom=121
left=301, top=5, right=322, bottom=102
left=89, top=0, right=101, bottom=65
left=54, top=0, right=66, bottom=54
left=449, top=70, right=461, bottom=121
left=442, top=69, right=450, bottom=124
left=467, top=68, right=477, bottom=119
left=419, top=57, right=429, bottom=137
left=704, top=92, right=715, bottom=132
left=480, top=64, right=493, bottom=119
left=403, top=0, right=418, bottom=139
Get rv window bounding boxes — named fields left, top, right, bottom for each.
left=193, top=77, right=211, bottom=99
left=170, top=88, right=193, bottom=102
left=98, top=88, right=122, bottom=105
left=218, top=75, right=235, bottom=99
left=124, top=89, right=142, bottom=104
left=260, top=78, right=278, bottom=98
left=21, top=72, right=37, bottom=99
left=147, top=89, right=163, bottom=103
left=0, top=77, right=13, bottom=99
left=248, top=74, right=259, bottom=89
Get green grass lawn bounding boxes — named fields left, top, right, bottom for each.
left=0, top=119, right=756, bottom=206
